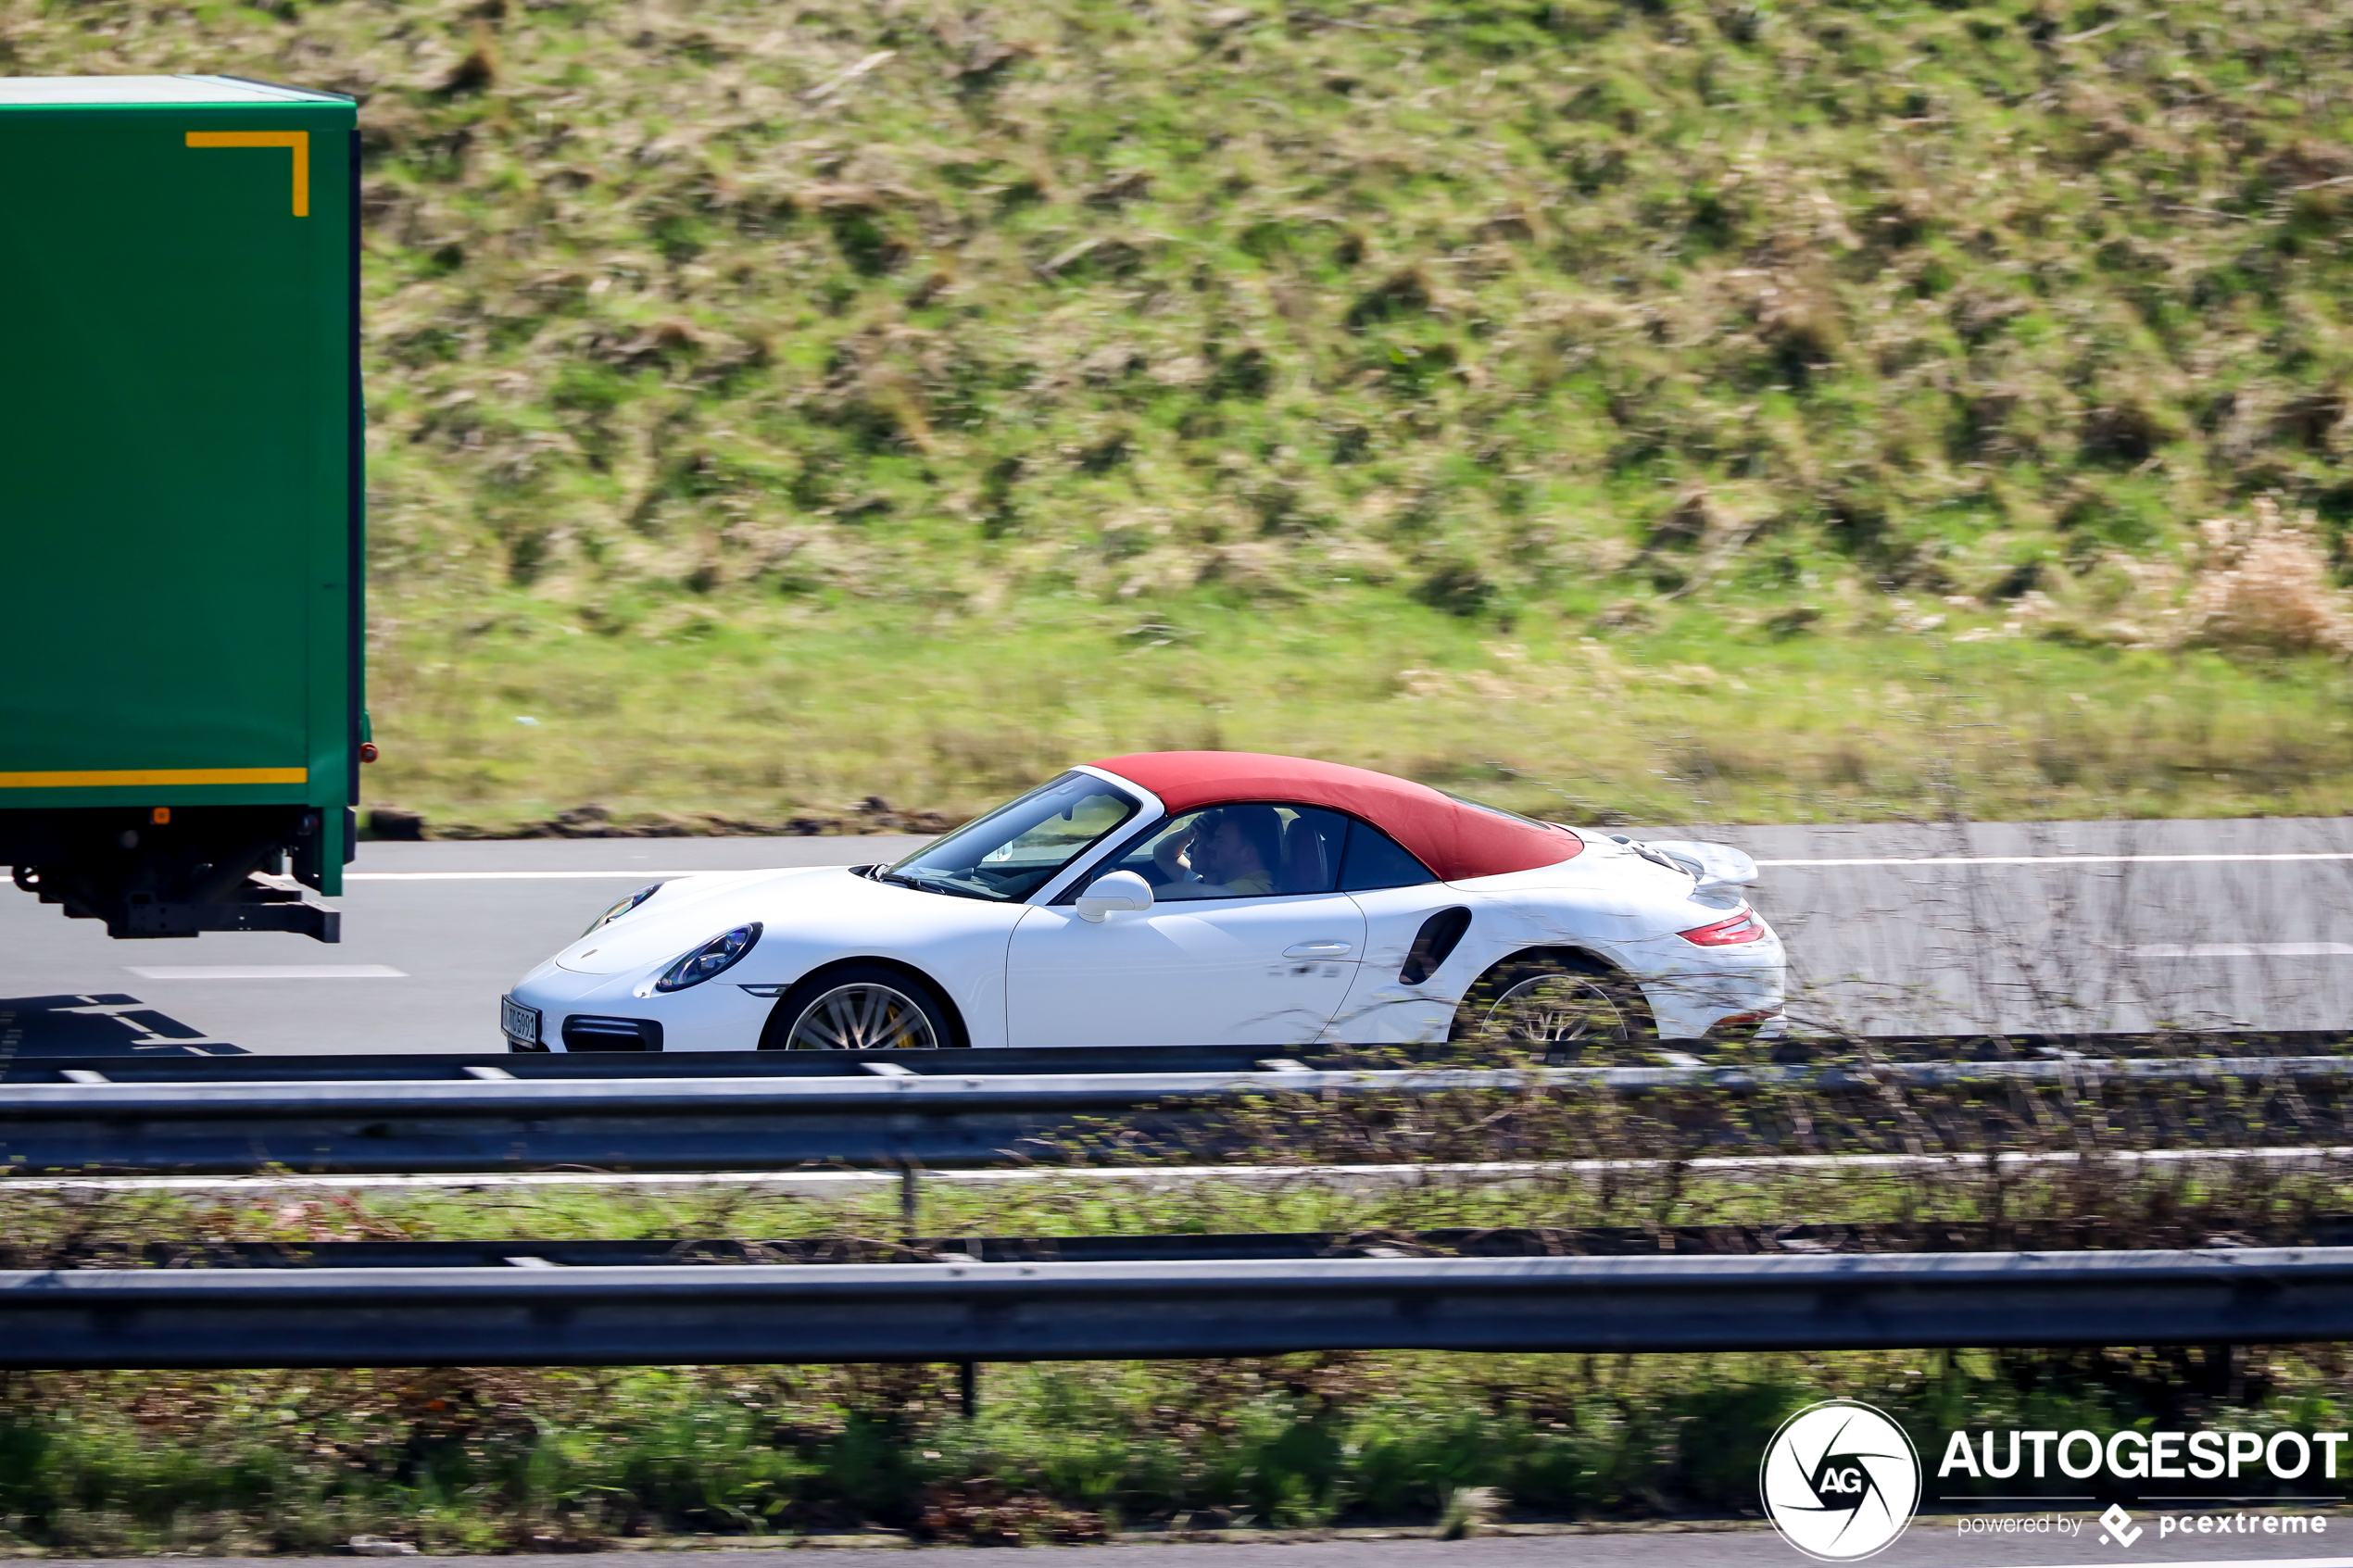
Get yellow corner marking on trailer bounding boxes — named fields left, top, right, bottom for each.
left=0, top=769, right=308, bottom=789
left=184, top=131, right=309, bottom=216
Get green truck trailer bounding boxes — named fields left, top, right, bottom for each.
left=0, top=76, right=362, bottom=942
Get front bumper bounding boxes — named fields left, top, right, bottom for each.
left=503, top=962, right=775, bottom=1052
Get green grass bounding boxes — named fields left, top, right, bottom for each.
left=13, top=0, right=2353, bottom=829
left=372, top=590, right=2353, bottom=831
left=8, top=1350, right=2335, bottom=1552
left=2, top=1167, right=2348, bottom=1552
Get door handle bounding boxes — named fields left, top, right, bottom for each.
left=1283, top=941, right=1353, bottom=959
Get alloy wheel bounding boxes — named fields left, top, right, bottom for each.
left=1479, top=972, right=1630, bottom=1044
left=784, top=982, right=940, bottom=1050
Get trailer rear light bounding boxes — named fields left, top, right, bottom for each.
left=1679, top=909, right=1765, bottom=946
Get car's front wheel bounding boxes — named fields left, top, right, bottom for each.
left=759, top=963, right=958, bottom=1051
left=1452, top=954, right=1654, bottom=1055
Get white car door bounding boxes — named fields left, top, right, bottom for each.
left=1007, top=894, right=1365, bottom=1047
left=1333, top=884, right=1469, bottom=1043
left=1004, top=802, right=1365, bottom=1047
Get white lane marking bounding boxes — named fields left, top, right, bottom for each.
left=2126, top=942, right=2353, bottom=958
left=1759, top=852, right=2353, bottom=867
left=346, top=870, right=706, bottom=881
left=124, top=964, right=408, bottom=980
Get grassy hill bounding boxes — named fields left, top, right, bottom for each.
left=16, top=0, right=2353, bottom=827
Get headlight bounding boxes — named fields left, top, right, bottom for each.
left=654, top=922, right=761, bottom=992
left=584, top=883, right=663, bottom=937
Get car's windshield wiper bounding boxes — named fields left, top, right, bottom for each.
left=877, top=871, right=995, bottom=901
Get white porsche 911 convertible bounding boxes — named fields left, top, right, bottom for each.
left=500, top=752, right=1785, bottom=1053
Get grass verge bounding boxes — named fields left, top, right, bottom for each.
left=5, top=1349, right=2339, bottom=1553
left=369, top=590, right=2353, bottom=834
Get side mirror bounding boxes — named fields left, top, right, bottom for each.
left=1075, top=870, right=1154, bottom=923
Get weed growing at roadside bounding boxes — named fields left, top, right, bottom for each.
left=0, top=1349, right=2339, bottom=1552
left=6, top=1073, right=2352, bottom=1554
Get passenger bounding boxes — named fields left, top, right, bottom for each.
left=1152, top=805, right=1280, bottom=898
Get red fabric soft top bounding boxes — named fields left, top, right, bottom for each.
left=1087, top=751, right=1581, bottom=883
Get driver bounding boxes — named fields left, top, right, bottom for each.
left=1152, top=805, right=1280, bottom=898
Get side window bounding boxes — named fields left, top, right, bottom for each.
left=1338, top=820, right=1437, bottom=891
left=1089, top=803, right=1350, bottom=900
left=1269, top=806, right=1346, bottom=896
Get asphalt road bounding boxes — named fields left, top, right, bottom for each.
left=0, top=834, right=928, bottom=1057
left=4, top=818, right=2350, bottom=1056
left=39, top=1525, right=2353, bottom=1565
left=1739, top=816, right=2353, bottom=1037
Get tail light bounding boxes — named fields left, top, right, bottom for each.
left=1680, top=909, right=1766, bottom=947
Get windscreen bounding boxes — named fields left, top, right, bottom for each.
left=883, top=771, right=1140, bottom=902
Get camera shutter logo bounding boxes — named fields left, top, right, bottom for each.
left=1759, top=1399, right=1921, bottom=1561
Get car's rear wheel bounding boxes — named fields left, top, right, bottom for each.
left=1452, top=954, right=1654, bottom=1057
left=760, top=964, right=957, bottom=1051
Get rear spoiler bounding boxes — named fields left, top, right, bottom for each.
left=1609, top=835, right=1760, bottom=894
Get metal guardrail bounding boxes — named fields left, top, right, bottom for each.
left=0, top=1045, right=1289, bottom=1085
left=9, top=1032, right=2351, bottom=1084
left=45, top=1217, right=2353, bottom=1270
left=4, top=1057, right=2352, bottom=1174
left=0, top=1065, right=1486, bottom=1175
left=3, top=1247, right=2347, bottom=1368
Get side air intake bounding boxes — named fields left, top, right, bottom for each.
left=1399, top=908, right=1472, bottom=985
left=561, top=1015, right=664, bottom=1052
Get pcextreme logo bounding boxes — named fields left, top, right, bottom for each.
left=1760, top=1399, right=1923, bottom=1562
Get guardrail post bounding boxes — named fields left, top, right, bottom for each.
left=898, top=1161, right=920, bottom=1241
left=959, top=1359, right=977, bottom=1421
left=2197, top=1341, right=2235, bottom=1397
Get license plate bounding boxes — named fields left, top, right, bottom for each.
left=500, top=995, right=541, bottom=1047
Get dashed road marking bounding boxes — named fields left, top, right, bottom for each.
left=125, top=964, right=408, bottom=980
left=346, top=870, right=699, bottom=881
left=2123, top=943, right=2353, bottom=959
